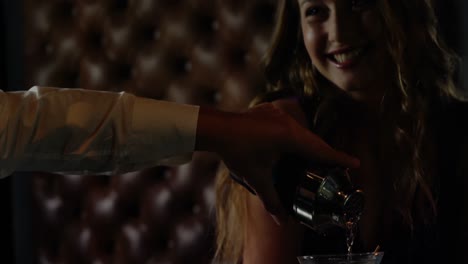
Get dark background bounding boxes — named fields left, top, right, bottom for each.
left=1, top=0, right=23, bottom=263
left=0, top=1, right=466, bottom=263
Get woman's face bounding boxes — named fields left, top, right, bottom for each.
left=298, top=0, right=391, bottom=102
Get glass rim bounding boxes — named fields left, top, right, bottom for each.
left=297, top=251, right=384, bottom=259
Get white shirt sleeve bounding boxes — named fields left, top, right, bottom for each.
left=0, top=86, right=199, bottom=178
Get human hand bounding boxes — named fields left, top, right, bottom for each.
left=196, top=103, right=360, bottom=224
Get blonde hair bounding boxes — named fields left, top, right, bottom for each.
left=215, top=0, right=463, bottom=262
left=214, top=165, right=248, bottom=263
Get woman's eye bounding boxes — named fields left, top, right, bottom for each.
left=304, top=6, right=327, bottom=20
left=305, top=7, right=320, bottom=16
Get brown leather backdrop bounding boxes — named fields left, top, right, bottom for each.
left=22, top=0, right=276, bottom=263
left=18, top=1, right=463, bottom=263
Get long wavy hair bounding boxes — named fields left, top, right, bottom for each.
left=215, top=0, right=462, bottom=262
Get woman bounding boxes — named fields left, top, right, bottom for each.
left=215, top=0, right=467, bottom=263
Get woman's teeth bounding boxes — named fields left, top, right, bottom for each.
left=333, top=49, right=363, bottom=63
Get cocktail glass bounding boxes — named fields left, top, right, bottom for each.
left=297, top=252, right=384, bottom=264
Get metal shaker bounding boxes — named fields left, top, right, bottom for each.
left=273, top=157, right=365, bottom=232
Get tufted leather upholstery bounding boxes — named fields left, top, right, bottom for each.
left=22, top=0, right=277, bottom=263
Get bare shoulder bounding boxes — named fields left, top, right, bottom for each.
left=243, top=190, right=304, bottom=264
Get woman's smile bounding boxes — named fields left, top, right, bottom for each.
left=326, top=45, right=369, bottom=69
left=299, top=0, right=390, bottom=102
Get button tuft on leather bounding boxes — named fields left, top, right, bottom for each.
left=24, top=0, right=278, bottom=262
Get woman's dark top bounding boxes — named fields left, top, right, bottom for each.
left=262, top=90, right=468, bottom=264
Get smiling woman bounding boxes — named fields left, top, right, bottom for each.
left=298, top=0, right=391, bottom=100
left=215, top=0, right=468, bottom=263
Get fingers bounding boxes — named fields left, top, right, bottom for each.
left=299, top=129, right=360, bottom=169
left=335, top=150, right=361, bottom=168
left=248, top=102, right=274, bottom=111
left=315, top=147, right=360, bottom=169
left=247, top=103, right=281, bottom=116
left=250, top=103, right=359, bottom=169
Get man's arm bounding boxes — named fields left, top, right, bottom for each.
left=0, top=86, right=359, bottom=222
left=0, top=86, right=199, bottom=177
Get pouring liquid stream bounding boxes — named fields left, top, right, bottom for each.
left=345, top=213, right=361, bottom=261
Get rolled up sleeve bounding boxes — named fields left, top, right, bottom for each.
left=0, top=86, right=199, bottom=178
